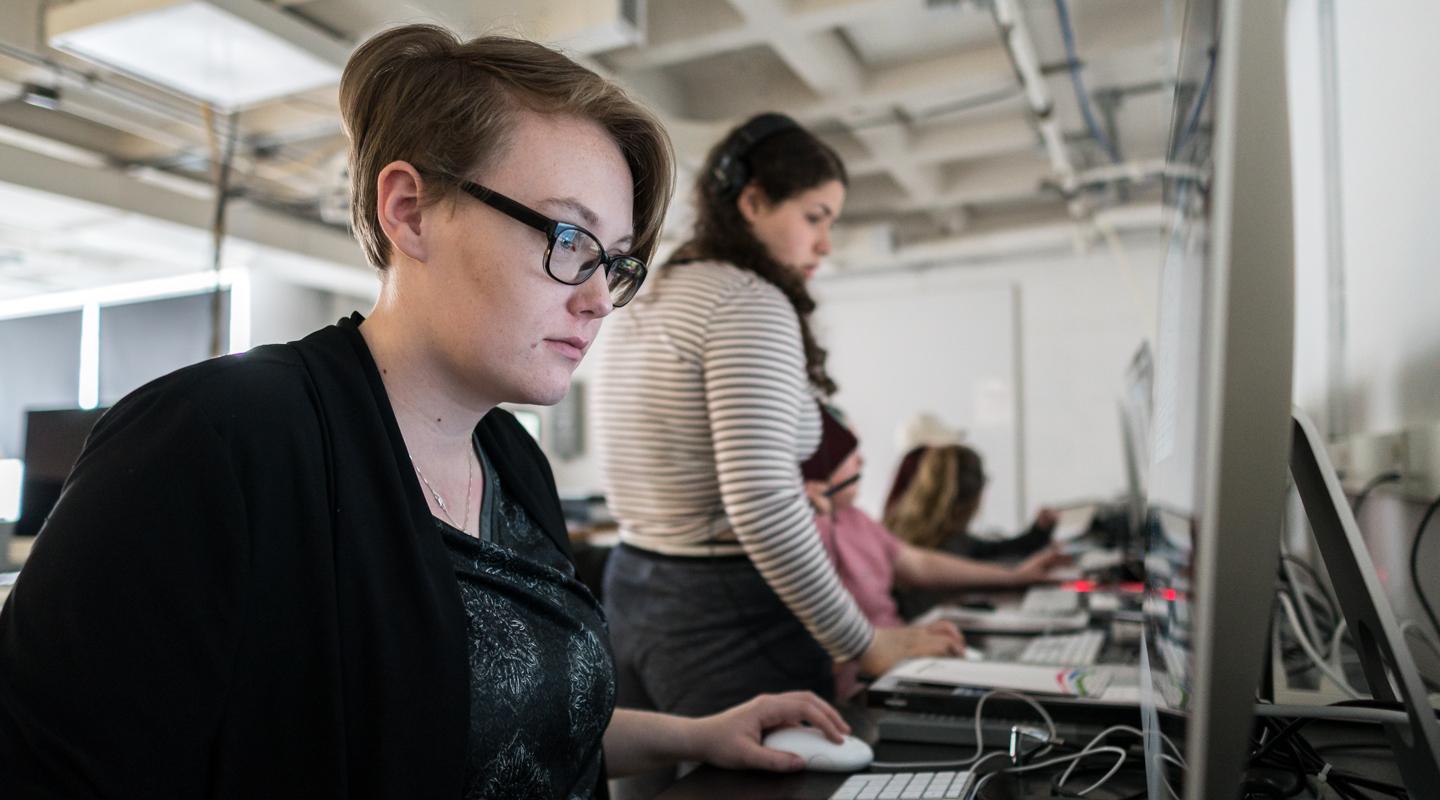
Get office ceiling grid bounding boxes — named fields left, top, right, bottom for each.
left=0, top=0, right=1179, bottom=293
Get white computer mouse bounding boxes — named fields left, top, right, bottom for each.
left=962, top=646, right=986, bottom=662
left=761, top=725, right=873, bottom=772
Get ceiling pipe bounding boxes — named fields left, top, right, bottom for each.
left=991, top=0, right=1078, bottom=203
left=827, top=202, right=1164, bottom=276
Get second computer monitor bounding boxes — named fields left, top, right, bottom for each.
left=15, top=407, right=107, bottom=539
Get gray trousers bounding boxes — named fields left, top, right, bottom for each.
left=603, top=543, right=835, bottom=718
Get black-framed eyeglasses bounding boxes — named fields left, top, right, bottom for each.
left=450, top=178, right=647, bottom=307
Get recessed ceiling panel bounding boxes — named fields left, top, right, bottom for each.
left=665, top=44, right=820, bottom=120
left=842, top=3, right=996, bottom=68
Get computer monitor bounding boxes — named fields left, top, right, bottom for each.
left=15, top=408, right=107, bottom=539
left=1142, top=1, right=1298, bottom=798
left=1289, top=410, right=1440, bottom=789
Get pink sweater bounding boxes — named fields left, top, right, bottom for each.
left=814, top=505, right=905, bottom=629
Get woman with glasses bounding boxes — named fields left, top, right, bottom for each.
left=0, top=26, right=850, bottom=799
left=594, top=115, right=964, bottom=730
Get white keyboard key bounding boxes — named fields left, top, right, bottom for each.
left=834, top=771, right=973, bottom=800
left=900, top=773, right=932, bottom=799
left=1020, top=587, right=1081, bottom=615
left=880, top=772, right=914, bottom=799
left=922, top=772, right=955, bottom=799
left=1019, top=629, right=1105, bottom=666
left=942, top=771, right=973, bottom=798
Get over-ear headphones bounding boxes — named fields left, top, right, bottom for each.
left=708, top=112, right=801, bottom=200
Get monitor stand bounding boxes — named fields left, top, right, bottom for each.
left=1289, top=408, right=1440, bottom=792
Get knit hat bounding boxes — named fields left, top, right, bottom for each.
left=801, top=403, right=859, bottom=482
left=896, top=412, right=965, bottom=451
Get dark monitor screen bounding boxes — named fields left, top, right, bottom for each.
left=16, top=408, right=107, bottom=538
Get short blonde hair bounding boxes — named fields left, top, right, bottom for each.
left=339, top=24, right=674, bottom=271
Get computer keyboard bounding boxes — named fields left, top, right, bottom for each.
left=1019, top=587, right=1081, bottom=616
left=876, top=709, right=1090, bottom=748
left=876, top=710, right=1016, bottom=747
left=1018, top=630, right=1106, bottom=666
left=830, top=770, right=974, bottom=799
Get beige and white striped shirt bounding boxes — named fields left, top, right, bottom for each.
left=594, top=261, right=873, bottom=661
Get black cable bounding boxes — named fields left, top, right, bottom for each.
left=1276, top=719, right=1410, bottom=799
left=1409, top=494, right=1440, bottom=640
left=1250, top=718, right=1312, bottom=771
left=1352, top=470, right=1403, bottom=515
left=1171, top=45, right=1217, bottom=159
left=1053, top=0, right=1120, bottom=162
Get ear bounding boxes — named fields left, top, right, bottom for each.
left=735, top=182, right=772, bottom=226
left=376, top=161, right=430, bottom=265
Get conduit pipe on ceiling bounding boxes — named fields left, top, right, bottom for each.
left=992, top=0, right=1077, bottom=200
left=828, top=203, right=1164, bottom=276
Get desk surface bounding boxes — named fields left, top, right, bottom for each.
left=657, top=730, right=1148, bottom=799
left=658, top=714, right=1401, bottom=799
left=656, top=703, right=1151, bottom=800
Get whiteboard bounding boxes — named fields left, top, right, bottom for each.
left=813, top=280, right=1023, bottom=533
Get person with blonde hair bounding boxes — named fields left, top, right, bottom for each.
left=0, top=25, right=850, bottom=798
left=884, top=444, right=1060, bottom=618
left=802, top=406, right=1063, bottom=696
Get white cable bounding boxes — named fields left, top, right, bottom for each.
left=1000, top=746, right=1130, bottom=796
left=1057, top=724, right=1186, bottom=786
left=1056, top=725, right=1186, bottom=799
left=1156, top=754, right=1185, bottom=800
left=1254, top=702, right=1418, bottom=725
left=1327, top=618, right=1348, bottom=666
left=870, top=689, right=1057, bottom=770
left=1401, top=618, right=1440, bottom=663
left=966, top=770, right=998, bottom=798
left=1281, top=560, right=1328, bottom=648
left=1277, top=593, right=1362, bottom=699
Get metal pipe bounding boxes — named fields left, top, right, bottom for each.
left=991, top=0, right=1077, bottom=194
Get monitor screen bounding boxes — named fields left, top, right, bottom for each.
left=1144, top=0, right=1216, bottom=703
left=16, top=408, right=107, bottom=538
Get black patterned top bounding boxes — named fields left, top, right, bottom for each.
left=437, top=442, right=615, bottom=799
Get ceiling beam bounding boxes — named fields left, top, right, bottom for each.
left=0, top=139, right=367, bottom=281
left=605, top=0, right=933, bottom=72
left=827, top=202, right=1164, bottom=274
left=846, top=110, right=1035, bottom=176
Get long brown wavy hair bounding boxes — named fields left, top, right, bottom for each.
left=665, top=116, right=847, bottom=395
left=883, top=445, right=987, bottom=550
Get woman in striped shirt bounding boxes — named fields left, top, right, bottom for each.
left=595, top=114, right=964, bottom=724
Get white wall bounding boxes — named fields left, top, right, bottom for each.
left=249, top=272, right=334, bottom=347
left=1287, top=2, right=1440, bottom=666
left=547, top=235, right=1162, bottom=535
left=546, top=319, right=613, bottom=496
left=813, top=279, right=1021, bottom=531
left=817, top=237, right=1161, bottom=532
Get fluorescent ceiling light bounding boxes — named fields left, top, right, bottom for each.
left=0, top=269, right=240, bottom=321
left=48, top=0, right=349, bottom=110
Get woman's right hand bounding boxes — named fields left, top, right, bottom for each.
left=856, top=624, right=965, bottom=676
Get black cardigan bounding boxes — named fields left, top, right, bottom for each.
left=0, top=314, right=598, bottom=798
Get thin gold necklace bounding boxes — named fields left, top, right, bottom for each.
left=414, top=448, right=475, bottom=533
